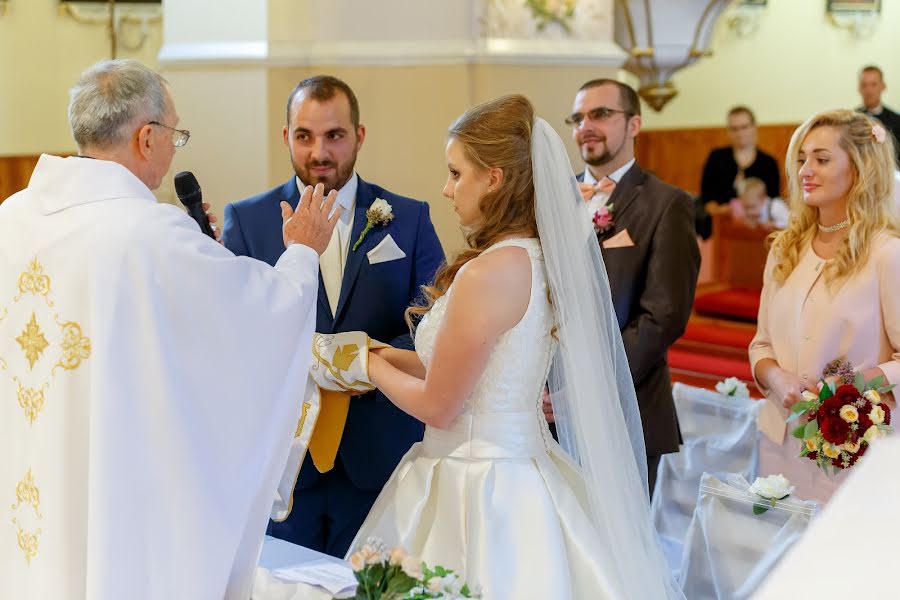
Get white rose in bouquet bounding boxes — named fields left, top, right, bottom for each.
left=801, top=390, right=819, bottom=402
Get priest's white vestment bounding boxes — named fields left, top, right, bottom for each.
left=0, top=155, right=319, bottom=599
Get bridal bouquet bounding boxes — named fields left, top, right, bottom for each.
left=788, top=364, right=894, bottom=474
left=349, top=538, right=481, bottom=600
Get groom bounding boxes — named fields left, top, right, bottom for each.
left=566, top=79, right=700, bottom=494
left=222, top=76, right=444, bottom=556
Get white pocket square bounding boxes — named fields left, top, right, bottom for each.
left=367, top=234, right=406, bottom=264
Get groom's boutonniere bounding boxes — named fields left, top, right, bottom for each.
left=592, top=202, right=615, bottom=234
left=352, top=198, right=394, bottom=251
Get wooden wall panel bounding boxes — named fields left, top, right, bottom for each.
left=0, top=155, right=41, bottom=204
left=635, top=123, right=799, bottom=197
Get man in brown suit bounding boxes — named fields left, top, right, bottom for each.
left=563, top=78, right=700, bottom=494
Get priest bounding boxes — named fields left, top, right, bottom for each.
left=0, top=59, right=340, bottom=600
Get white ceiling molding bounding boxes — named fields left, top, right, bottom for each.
left=158, top=38, right=625, bottom=70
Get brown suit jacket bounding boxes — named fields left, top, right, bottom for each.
left=581, top=162, right=701, bottom=456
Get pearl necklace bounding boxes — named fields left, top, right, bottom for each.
left=817, top=218, right=850, bottom=233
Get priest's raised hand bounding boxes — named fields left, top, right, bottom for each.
left=281, top=182, right=342, bottom=253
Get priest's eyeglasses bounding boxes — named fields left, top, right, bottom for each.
left=565, top=106, right=633, bottom=127
left=148, top=121, right=191, bottom=147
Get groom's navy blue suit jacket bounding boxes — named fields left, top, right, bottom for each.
left=222, top=176, right=444, bottom=491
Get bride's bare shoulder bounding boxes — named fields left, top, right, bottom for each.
left=451, top=246, right=532, bottom=314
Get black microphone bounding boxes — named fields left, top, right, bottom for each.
left=174, top=171, right=216, bottom=239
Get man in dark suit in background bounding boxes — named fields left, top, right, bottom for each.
left=223, top=76, right=444, bottom=557
left=557, top=78, right=700, bottom=495
left=858, top=65, right=900, bottom=163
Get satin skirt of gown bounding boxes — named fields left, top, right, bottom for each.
left=347, top=239, right=620, bottom=600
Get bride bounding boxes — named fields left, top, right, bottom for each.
left=348, top=95, right=679, bottom=599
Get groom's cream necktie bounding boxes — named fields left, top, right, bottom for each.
left=320, top=210, right=351, bottom=316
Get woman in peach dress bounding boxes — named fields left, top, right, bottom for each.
left=750, top=109, right=900, bottom=504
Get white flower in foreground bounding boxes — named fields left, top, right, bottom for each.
left=716, top=377, right=750, bottom=397
left=869, top=405, right=886, bottom=425
left=442, top=572, right=461, bottom=594
left=748, top=474, right=794, bottom=500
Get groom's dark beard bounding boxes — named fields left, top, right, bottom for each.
left=291, top=149, right=359, bottom=196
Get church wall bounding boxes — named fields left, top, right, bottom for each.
left=0, top=0, right=162, bottom=156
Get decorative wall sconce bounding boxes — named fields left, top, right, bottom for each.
left=59, top=0, right=161, bottom=57
left=726, top=0, right=767, bottom=38
left=826, top=0, right=881, bottom=38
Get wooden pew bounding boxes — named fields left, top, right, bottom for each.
left=634, top=123, right=798, bottom=197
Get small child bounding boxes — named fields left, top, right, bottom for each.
left=729, top=177, right=788, bottom=229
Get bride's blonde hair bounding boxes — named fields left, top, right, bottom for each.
left=406, top=95, right=538, bottom=326
left=770, top=109, right=900, bottom=291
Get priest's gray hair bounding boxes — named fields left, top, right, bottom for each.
left=68, top=59, right=169, bottom=150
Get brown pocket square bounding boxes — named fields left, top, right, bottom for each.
left=602, top=228, right=635, bottom=249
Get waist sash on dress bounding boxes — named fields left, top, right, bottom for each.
left=420, top=411, right=546, bottom=459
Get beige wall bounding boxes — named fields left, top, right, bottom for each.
left=640, top=0, right=900, bottom=130
left=0, top=0, right=162, bottom=156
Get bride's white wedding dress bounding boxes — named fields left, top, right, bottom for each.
left=348, top=238, right=620, bottom=599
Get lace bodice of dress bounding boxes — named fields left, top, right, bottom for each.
left=414, top=238, right=556, bottom=415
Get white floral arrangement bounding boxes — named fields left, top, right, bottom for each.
left=748, top=474, right=795, bottom=515
left=715, top=377, right=750, bottom=398
left=349, top=537, right=481, bottom=600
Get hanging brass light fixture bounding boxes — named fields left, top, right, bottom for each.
left=613, top=0, right=733, bottom=111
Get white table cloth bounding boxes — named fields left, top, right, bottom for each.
left=252, top=537, right=355, bottom=600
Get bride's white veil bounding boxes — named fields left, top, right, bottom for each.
left=532, top=118, right=683, bottom=599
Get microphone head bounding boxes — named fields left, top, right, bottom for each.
left=174, top=171, right=202, bottom=207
